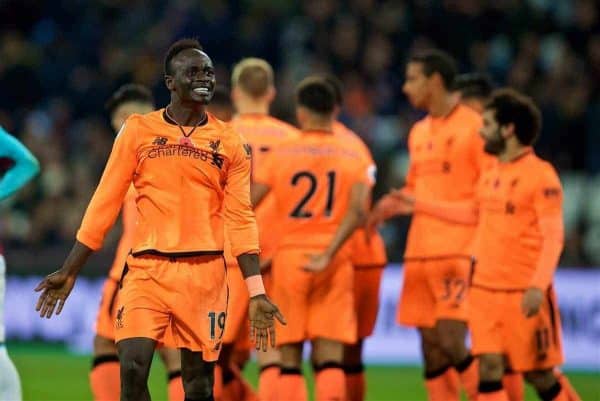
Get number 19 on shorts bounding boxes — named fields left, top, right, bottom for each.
left=208, top=311, right=226, bottom=340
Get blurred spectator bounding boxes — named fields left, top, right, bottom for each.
left=0, top=0, right=598, bottom=266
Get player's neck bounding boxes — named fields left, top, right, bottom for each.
left=499, top=144, right=530, bottom=163
left=236, top=99, right=270, bottom=115
left=167, top=100, right=207, bottom=126
left=428, top=91, right=457, bottom=118
left=301, top=122, right=333, bottom=133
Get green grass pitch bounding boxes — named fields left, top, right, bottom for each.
left=9, top=342, right=599, bottom=400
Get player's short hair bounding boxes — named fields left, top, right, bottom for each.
left=164, top=38, right=203, bottom=76
left=210, top=86, right=232, bottom=108
left=322, top=74, right=343, bottom=106
left=296, top=77, right=336, bottom=115
left=409, top=49, right=457, bottom=89
left=485, top=88, right=542, bottom=146
left=231, top=58, right=274, bottom=98
left=454, top=73, right=494, bottom=100
left=105, top=84, right=154, bottom=116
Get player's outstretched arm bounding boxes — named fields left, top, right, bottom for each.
left=304, top=182, right=369, bottom=272
left=237, top=253, right=286, bottom=351
left=34, top=240, right=93, bottom=318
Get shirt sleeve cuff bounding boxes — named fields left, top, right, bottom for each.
left=76, top=230, right=102, bottom=251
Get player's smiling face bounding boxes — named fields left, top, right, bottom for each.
left=402, top=62, right=431, bottom=110
left=167, top=49, right=216, bottom=105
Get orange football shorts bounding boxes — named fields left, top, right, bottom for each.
left=272, top=246, right=356, bottom=345
left=114, top=254, right=228, bottom=361
left=397, top=256, right=472, bottom=328
left=470, top=285, right=564, bottom=372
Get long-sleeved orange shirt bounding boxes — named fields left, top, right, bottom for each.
left=402, top=104, right=486, bottom=259
left=107, top=185, right=137, bottom=280
left=254, top=130, right=372, bottom=250
left=472, top=151, right=563, bottom=290
left=77, top=110, right=259, bottom=258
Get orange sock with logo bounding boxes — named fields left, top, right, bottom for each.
left=344, top=364, right=365, bottom=401
left=478, top=381, right=509, bottom=401
left=167, top=371, right=185, bottom=401
left=425, top=366, right=460, bottom=401
left=502, top=372, right=524, bottom=401
left=555, top=370, right=581, bottom=401
left=277, top=368, right=307, bottom=401
left=90, top=355, right=120, bottom=401
left=315, top=363, right=346, bottom=401
left=457, top=355, right=479, bottom=401
left=258, top=364, right=279, bottom=401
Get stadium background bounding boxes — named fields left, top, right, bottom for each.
left=0, top=0, right=599, bottom=400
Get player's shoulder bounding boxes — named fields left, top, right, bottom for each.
left=454, top=103, right=482, bottom=124
left=267, top=115, right=300, bottom=136
left=530, top=154, right=561, bottom=187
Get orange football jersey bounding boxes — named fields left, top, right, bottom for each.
left=472, top=151, right=563, bottom=290
left=403, top=104, right=485, bottom=258
left=77, top=110, right=258, bottom=258
left=254, top=130, right=371, bottom=249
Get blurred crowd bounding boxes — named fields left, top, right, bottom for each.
left=1, top=0, right=599, bottom=267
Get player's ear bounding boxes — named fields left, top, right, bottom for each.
left=265, top=86, right=276, bottom=103
left=295, top=106, right=307, bottom=127
left=502, top=123, right=515, bottom=139
left=231, top=87, right=240, bottom=103
left=165, top=75, right=174, bottom=91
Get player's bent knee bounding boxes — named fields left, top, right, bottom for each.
left=523, top=369, right=555, bottom=388
left=479, top=354, right=504, bottom=381
left=158, top=347, right=181, bottom=372
left=182, top=375, right=213, bottom=400
left=93, top=335, right=117, bottom=356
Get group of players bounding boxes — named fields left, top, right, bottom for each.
left=0, top=37, right=581, bottom=401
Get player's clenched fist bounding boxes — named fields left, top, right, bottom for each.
left=35, top=270, right=76, bottom=319
left=248, top=294, right=286, bottom=351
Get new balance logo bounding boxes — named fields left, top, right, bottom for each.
left=153, top=136, right=168, bottom=146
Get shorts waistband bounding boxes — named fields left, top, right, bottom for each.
left=131, top=249, right=224, bottom=259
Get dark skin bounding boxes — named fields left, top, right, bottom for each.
left=35, top=47, right=284, bottom=401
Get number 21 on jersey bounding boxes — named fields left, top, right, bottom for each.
left=290, top=170, right=336, bottom=218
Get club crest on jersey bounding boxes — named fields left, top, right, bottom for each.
left=115, top=306, right=125, bottom=329
left=209, top=139, right=221, bottom=152
left=209, top=139, right=224, bottom=169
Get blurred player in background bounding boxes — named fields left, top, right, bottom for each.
left=89, top=84, right=184, bottom=401
left=369, top=50, right=484, bottom=401
left=0, top=127, right=39, bottom=401
left=389, top=88, right=581, bottom=401
left=453, top=73, right=494, bottom=114
left=324, top=75, right=388, bottom=401
left=207, top=86, right=234, bottom=122
left=34, top=38, right=283, bottom=401
left=252, top=77, right=371, bottom=401
left=219, top=57, right=299, bottom=401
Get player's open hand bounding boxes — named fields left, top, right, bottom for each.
left=367, top=192, right=414, bottom=232
left=521, top=287, right=544, bottom=317
left=302, top=253, right=331, bottom=273
left=249, top=294, right=286, bottom=351
left=34, top=270, right=76, bottom=319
